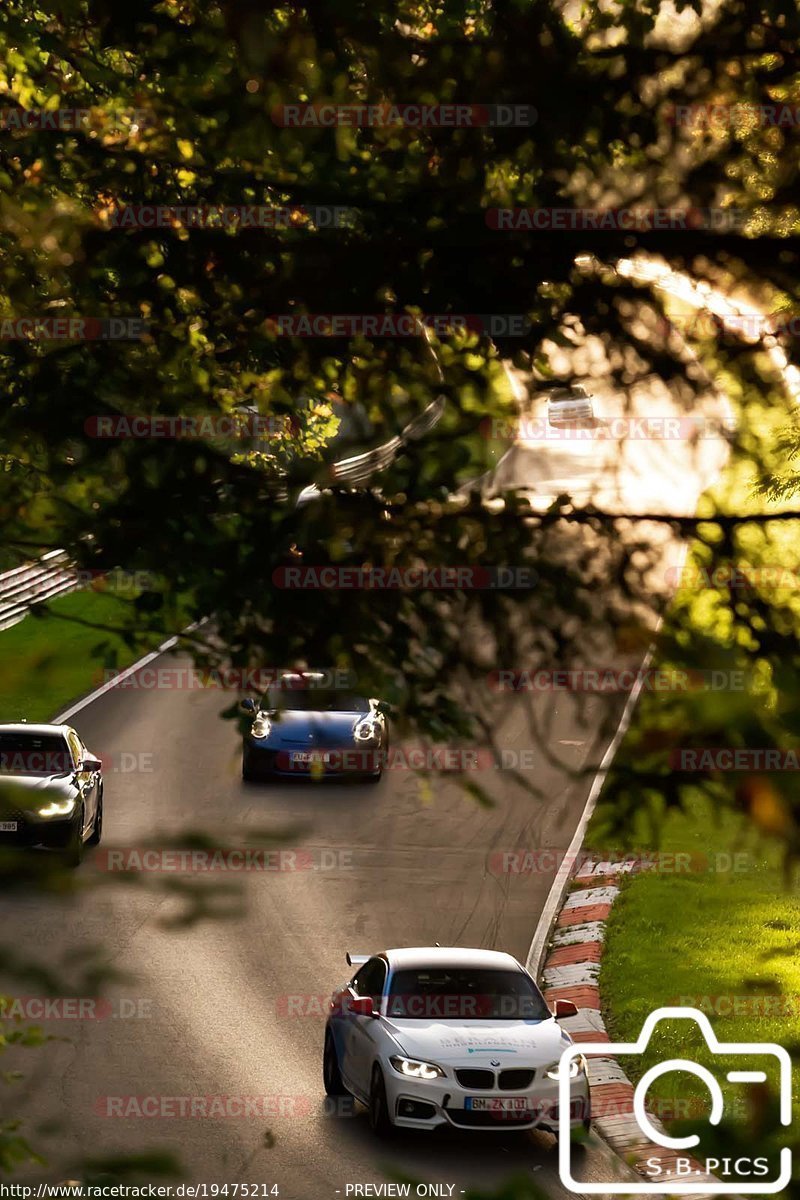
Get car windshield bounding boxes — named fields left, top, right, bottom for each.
left=0, top=733, right=74, bottom=775
left=385, top=968, right=551, bottom=1021
left=261, top=690, right=370, bottom=713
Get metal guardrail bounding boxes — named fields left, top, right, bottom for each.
left=0, top=397, right=446, bottom=629
left=295, top=394, right=447, bottom=506
left=296, top=324, right=448, bottom=506
left=1, top=331, right=450, bottom=629
left=0, top=393, right=447, bottom=630
left=0, top=549, right=80, bottom=632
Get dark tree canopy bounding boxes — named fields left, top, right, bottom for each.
left=1, top=0, right=800, bottom=827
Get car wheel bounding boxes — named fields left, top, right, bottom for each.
left=368, top=1065, right=393, bottom=1138
left=242, top=757, right=259, bottom=783
left=323, top=1030, right=347, bottom=1097
left=87, top=788, right=103, bottom=846
left=363, top=742, right=386, bottom=783
left=63, top=806, right=85, bottom=868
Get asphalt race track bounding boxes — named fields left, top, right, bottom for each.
left=0, top=368, right=731, bottom=1198
left=2, top=657, right=641, bottom=1198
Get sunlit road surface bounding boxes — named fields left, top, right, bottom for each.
left=0, top=278, right=736, bottom=1198
left=2, top=673, right=648, bottom=1199
left=491, top=323, right=732, bottom=518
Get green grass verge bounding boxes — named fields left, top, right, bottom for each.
left=581, top=302, right=800, bottom=1160
left=0, top=588, right=172, bottom=722
left=585, top=800, right=799, bottom=1110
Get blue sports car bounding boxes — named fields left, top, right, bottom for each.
left=241, top=675, right=388, bottom=783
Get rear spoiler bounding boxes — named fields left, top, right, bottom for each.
left=346, top=953, right=369, bottom=967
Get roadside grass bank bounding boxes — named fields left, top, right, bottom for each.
left=581, top=324, right=800, bottom=1150
left=585, top=798, right=799, bottom=1108
left=0, top=589, right=178, bottom=722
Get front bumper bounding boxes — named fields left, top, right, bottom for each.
left=383, top=1067, right=590, bottom=1134
left=244, top=744, right=383, bottom=780
left=0, top=811, right=79, bottom=851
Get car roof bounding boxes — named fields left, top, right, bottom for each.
left=263, top=672, right=360, bottom=691
left=546, top=385, right=591, bottom=400
left=382, top=947, right=525, bottom=972
left=0, top=723, right=72, bottom=737
left=271, top=671, right=327, bottom=683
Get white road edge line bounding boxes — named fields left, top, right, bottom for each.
left=52, top=631, right=189, bottom=723
left=524, top=253, right=740, bottom=981
left=524, top=637, right=657, bottom=980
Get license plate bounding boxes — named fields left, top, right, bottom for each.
left=0, top=821, right=18, bottom=832
left=465, top=1096, right=530, bottom=1112
left=291, top=751, right=333, bottom=765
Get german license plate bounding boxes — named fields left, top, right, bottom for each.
left=0, top=821, right=18, bottom=832
left=465, top=1096, right=529, bottom=1112
left=291, top=751, right=333, bottom=765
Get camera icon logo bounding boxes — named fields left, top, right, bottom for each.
left=557, top=1007, right=792, bottom=1194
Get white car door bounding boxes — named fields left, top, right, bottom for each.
left=346, top=957, right=388, bottom=1095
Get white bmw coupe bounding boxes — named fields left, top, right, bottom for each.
left=323, top=946, right=591, bottom=1137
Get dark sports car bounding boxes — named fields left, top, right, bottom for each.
left=241, top=677, right=388, bottom=783
left=0, top=722, right=104, bottom=865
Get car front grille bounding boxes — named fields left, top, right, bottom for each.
left=0, top=805, right=28, bottom=824
left=548, top=399, right=593, bottom=424
left=498, top=1069, right=536, bottom=1090
left=455, top=1068, right=495, bottom=1089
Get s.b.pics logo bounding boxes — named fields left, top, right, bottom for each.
left=557, top=1008, right=791, bottom=1194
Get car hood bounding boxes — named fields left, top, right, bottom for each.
left=0, top=773, right=77, bottom=801
left=382, top=1017, right=571, bottom=1067
left=0, top=772, right=76, bottom=792
left=266, top=711, right=364, bottom=746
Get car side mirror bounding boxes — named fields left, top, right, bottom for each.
left=553, top=999, right=578, bottom=1019
left=350, top=996, right=378, bottom=1018
left=82, top=756, right=102, bottom=772
left=240, top=698, right=257, bottom=714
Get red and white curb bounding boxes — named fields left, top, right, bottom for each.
left=539, top=857, right=717, bottom=1190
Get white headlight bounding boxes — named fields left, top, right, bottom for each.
left=389, top=1055, right=445, bottom=1080
left=353, top=718, right=380, bottom=742
left=37, top=796, right=77, bottom=819
left=251, top=715, right=272, bottom=739
left=545, top=1056, right=585, bottom=1081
